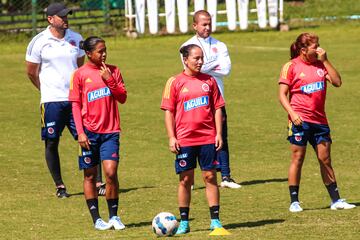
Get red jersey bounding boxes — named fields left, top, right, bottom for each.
left=279, top=56, right=328, bottom=124
left=161, top=72, right=225, bottom=147
left=69, top=63, right=127, bottom=134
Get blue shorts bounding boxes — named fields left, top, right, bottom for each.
left=79, top=128, right=120, bottom=170
left=287, top=121, right=332, bottom=148
left=175, top=144, right=219, bottom=174
left=41, top=102, right=77, bottom=140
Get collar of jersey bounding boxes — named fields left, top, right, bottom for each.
left=45, top=26, right=69, bottom=41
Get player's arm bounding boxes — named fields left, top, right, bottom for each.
left=164, top=110, right=180, bottom=154
left=69, top=72, right=90, bottom=150
left=100, top=63, right=127, bottom=104
left=278, top=83, right=303, bottom=126
left=214, top=108, right=223, bottom=151
left=316, top=47, right=342, bottom=87
left=201, top=43, right=231, bottom=78
left=72, top=101, right=90, bottom=150
left=26, top=61, right=40, bottom=90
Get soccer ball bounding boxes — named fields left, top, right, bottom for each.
left=152, top=212, right=178, bottom=236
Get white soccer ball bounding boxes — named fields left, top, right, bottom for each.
left=152, top=212, right=178, bottom=237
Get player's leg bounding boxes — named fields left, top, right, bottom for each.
left=218, top=107, right=241, bottom=189
left=66, top=102, right=107, bottom=197
left=312, top=125, right=355, bottom=210
left=175, top=146, right=196, bottom=234
left=41, top=102, right=68, bottom=198
left=287, top=121, right=308, bottom=212
left=80, top=129, right=112, bottom=230
left=101, top=133, right=125, bottom=230
left=199, top=144, right=223, bottom=230
left=176, top=169, right=194, bottom=234
left=288, top=144, right=306, bottom=212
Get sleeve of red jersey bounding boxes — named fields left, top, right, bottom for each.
left=278, top=61, right=294, bottom=85
left=69, top=70, right=81, bottom=102
left=160, top=76, right=177, bottom=112
left=211, top=78, right=225, bottom=110
left=68, top=71, right=85, bottom=135
left=104, top=66, right=127, bottom=104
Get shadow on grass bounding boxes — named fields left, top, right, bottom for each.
left=224, top=219, right=285, bottom=229
left=191, top=178, right=287, bottom=190
left=304, top=201, right=360, bottom=211
left=193, top=219, right=285, bottom=232
left=127, top=218, right=195, bottom=229
left=68, top=186, right=155, bottom=197
left=240, top=178, right=288, bottom=186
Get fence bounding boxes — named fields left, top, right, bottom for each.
left=125, top=0, right=284, bottom=35
left=0, top=0, right=125, bottom=36
left=1, top=0, right=286, bottom=37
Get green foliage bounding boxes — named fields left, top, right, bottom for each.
left=284, top=0, right=360, bottom=19
left=1, top=22, right=360, bottom=239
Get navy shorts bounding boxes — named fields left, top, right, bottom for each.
left=79, top=128, right=120, bottom=170
left=41, top=101, right=77, bottom=140
left=288, top=121, right=332, bottom=148
left=175, top=144, right=219, bottom=174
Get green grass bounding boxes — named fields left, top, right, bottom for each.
left=1, top=22, right=360, bottom=239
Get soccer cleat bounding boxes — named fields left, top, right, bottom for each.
left=330, top=199, right=356, bottom=210
left=210, top=219, right=223, bottom=230
left=56, top=187, right=70, bottom=198
left=220, top=177, right=241, bottom=189
left=175, top=220, right=190, bottom=235
left=97, top=183, right=106, bottom=196
left=109, top=216, right=126, bottom=230
left=94, top=218, right=112, bottom=230
left=289, top=201, right=303, bottom=213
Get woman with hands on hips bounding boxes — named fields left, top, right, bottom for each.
left=161, top=44, right=226, bottom=235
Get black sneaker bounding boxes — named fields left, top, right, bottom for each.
left=97, top=183, right=106, bottom=196
left=56, top=187, right=70, bottom=198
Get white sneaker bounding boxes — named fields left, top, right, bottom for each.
left=289, top=201, right=303, bottom=213
left=220, top=177, right=241, bottom=189
left=109, top=216, right=126, bottom=230
left=94, top=218, right=112, bottom=230
left=330, top=199, right=356, bottom=210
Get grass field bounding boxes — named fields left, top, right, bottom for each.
left=1, top=20, right=360, bottom=239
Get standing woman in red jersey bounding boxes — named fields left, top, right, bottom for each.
left=161, top=44, right=226, bottom=235
left=278, top=33, right=356, bottom=212
left=69, top=36, right=127, bottom=230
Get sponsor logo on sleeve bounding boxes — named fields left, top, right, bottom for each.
left=87, top=87, right=111, bottom=102
left=300, top=81, right=324, bottom=94
left=184, top=96, right=209, bottom=112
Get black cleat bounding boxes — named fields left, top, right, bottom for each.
left=56, top=187, right=70, bottom=198
left=97, top=183, right=106, bottom=196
